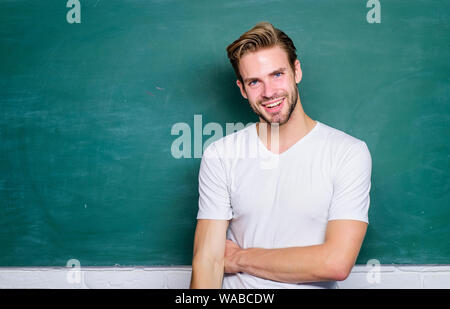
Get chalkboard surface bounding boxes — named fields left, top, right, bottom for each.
left=1, top=0, right=449, bottom=266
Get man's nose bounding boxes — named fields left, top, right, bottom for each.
left=262, top=81, right=276, bottom=100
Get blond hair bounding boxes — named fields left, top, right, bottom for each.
left=226, top=22, right=298, bottom=83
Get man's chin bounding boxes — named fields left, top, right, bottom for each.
left=261, top=113, right=289, bottom=125
left=254, top=106, right=291, bottom=125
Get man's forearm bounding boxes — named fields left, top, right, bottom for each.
left=190, top=259, right=224, bottom=289
left=228, top=244, right=347, bottom=283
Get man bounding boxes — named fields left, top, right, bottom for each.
left=190, top=22, right=372, bottom=289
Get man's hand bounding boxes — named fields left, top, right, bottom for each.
left=224, top=239, right=243, bottom=274
left=221, top=220, right=367, bottom=283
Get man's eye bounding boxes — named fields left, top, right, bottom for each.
left=274, top=72, right=283, bottom=77
left=249, top=80, right=258, bottom=86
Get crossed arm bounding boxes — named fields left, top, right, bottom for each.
left=190, top=219, right=367, bottom=288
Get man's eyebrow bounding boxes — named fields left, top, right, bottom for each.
left=243, top=67, right=288, bottom=84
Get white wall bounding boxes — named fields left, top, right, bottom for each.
left=0, top=265, right=449, bottom=288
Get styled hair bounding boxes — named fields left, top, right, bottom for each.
left=226, top=22, right=298, bottom=83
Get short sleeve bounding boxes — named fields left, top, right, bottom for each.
left=197, top=143, right=233, bottom=220
left=328, top=141, right=372, bottom=223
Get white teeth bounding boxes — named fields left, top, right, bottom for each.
left=266, top=99, right=283, bottom=108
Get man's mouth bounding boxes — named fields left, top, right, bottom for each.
left=262, top=98, right=285, bottom=113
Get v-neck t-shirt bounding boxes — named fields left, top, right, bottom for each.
left=197, top=120, right=372, bottom=289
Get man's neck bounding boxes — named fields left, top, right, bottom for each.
left=256, top=98, right=316, bottom=154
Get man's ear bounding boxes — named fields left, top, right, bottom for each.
left=236, top=80, right=248, bottom=99
left=294, top=59, right=302, bottom=84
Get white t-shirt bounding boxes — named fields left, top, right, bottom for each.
left=197, top=120, right=372, bottom=289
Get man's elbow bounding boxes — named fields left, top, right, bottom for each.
left=191, top=255, right=225, bottom=289
left=326, top=260, right=353, bottom=281
left=331, top=265, right=352, bottom=282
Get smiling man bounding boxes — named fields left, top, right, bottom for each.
left=190, top=22, right=372, bottom=289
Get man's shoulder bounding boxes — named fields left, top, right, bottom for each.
left=203, top=123, right=256, bottom=158
left=316, top=121, right=369, bottom=156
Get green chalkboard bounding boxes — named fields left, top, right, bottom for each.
left=1, top=0, right=449, bottom=266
